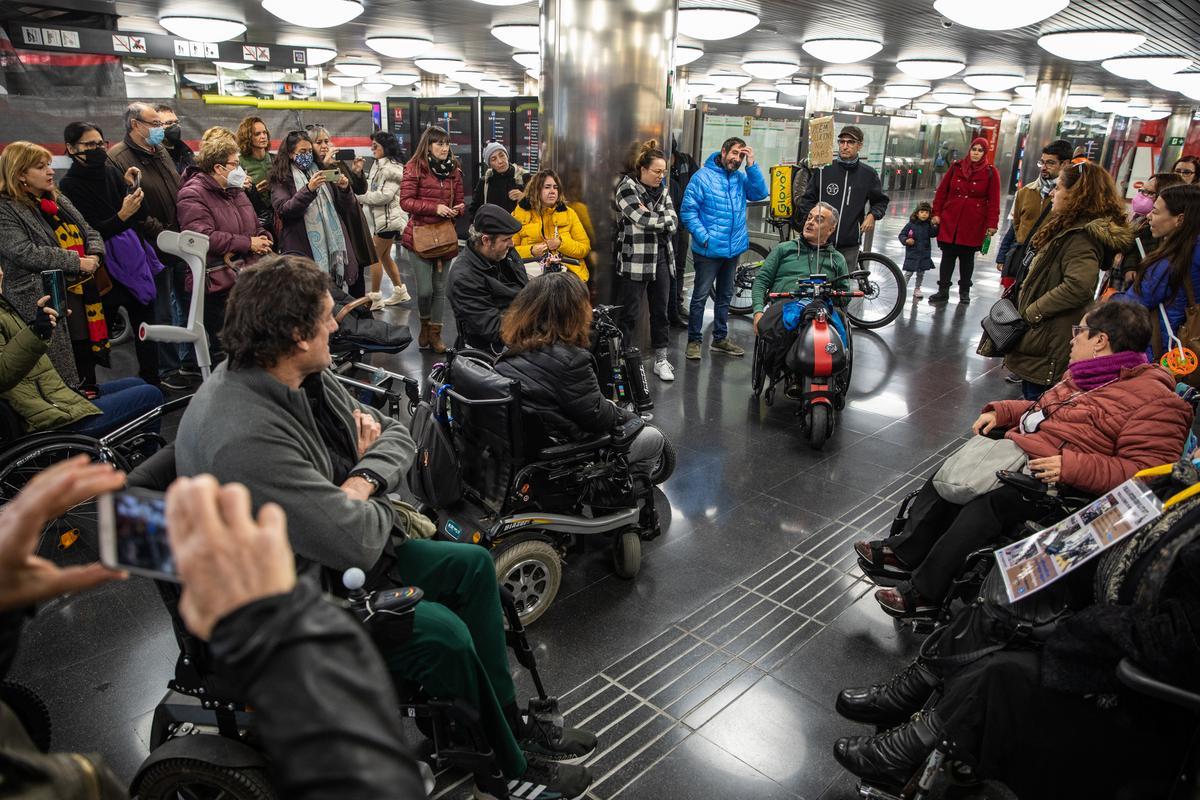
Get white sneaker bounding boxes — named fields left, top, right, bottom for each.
left=654, top=359, right=675, bottom=382
left=369, top=296, right=385, bottom=312
left=384, top=285, right=411, bottom=305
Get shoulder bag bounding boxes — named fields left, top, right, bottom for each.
left=977, top=203, right=1055, bottom=357
left=412, top=172, right=458, bottom=260
left=931, top=434, right=1028, bottom=504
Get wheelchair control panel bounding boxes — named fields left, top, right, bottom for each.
left=341, top=568, right=424, bottom=633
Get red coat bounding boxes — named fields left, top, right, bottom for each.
left=984, top=363, right=1193, bottom=496
left=398, top=158, right=464, bottom=257
left=932, top=161, right=1000, bottom=248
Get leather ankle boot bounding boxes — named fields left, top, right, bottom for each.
left=428, top=323, right=447, bottom=354
left=418, top=319, right=431, bottom=350
left=959, top=287, right=971, bottom=304
left=833, top=710, right=942, bottom=788
left=836, top=659, right=939, bottom=726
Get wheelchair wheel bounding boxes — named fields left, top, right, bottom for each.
left=612, top=530, right=642, bottom=579
left=649, top=435, right=676, bottom=485
left=493, top=538, right=561, bottom=626
left=751, top=337, right=767, bottom=398
left=136, top=758, right=276, bottom=800
left=806, top=403, right=831, bottom=450
left=844, top=252, right=905, bottom=330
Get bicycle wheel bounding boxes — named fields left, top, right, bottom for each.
left=845, top=252, right=906, bottom=330
left=710, top=242, right=768, bottom=316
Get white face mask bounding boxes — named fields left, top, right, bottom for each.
left=225, top=165, right=248, bottom=189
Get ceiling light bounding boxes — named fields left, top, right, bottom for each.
left=883, top=82, right=930, bottom=99
left=1102, top=56, right=1193, bottom=80
left=525, top=68, right=539, bottom=80
left=182, top=72, right=219, bottom=85
left=676, top=45, right=704, bottom=66
left=381, top=71, right=420, bottom=85
left=709, top=71, right=752, bottom=88
left=262, top=0, right=362, bottom=27
left=947, top=106, right=977, bottom=117
left=490, top=24, right=540, bottom=50
left=1065, top=92, right=1101, bottom=106
left=742, top=61, right=799, bottom=80
left=1152, top=72, right=1200, bottom=99
left=931, top=89, right=974, bottom=103
left=1014, top=84, right=1035, bottom=99
left=214, top=62, right=251, bottom=70
left=450, top=70, right=484, bottom=84
left=821, top=73, right=872, bottom=90
left=468, top=0, right=533, bottom=5
left=677, top=9, right=759, bottom=41
left=834, top=90, right=868, bottom=102
left=513, top=52, right=540, bottom=70
left=1037, top=31, right=1145, bottom=62
left=334, top=61, right=380, bottom=77
left=123, top=69, right=149, bottom=78
left=972, top=96, right=1011, bottom=111
left=686, top=81, right=715, bottom=96
left=802, top=38, right=882, bottom=64
left=873, top=96, right=910, bottom=109
left=361, top=81, right=393, bottom=93
left=305, top=47, right=337, bottom=65
left=896, top=59, right=965, bottom=80
left=1138, top=107, right=1173, bottom=120
left=328, top=75, right=362, bottom=87
left=143, top=63, right=173, bottom=73
left=701, top=92, right=739, bottom=103
left=366, top=37, right=434, bottom=59
left=741, top=89, right=778, bottom=102
left=914, top=100, right=947, bottom=112
left=415, top=57, right=466, bottom=75
left=775, top=80, right=810, bottom=97
left=933, top=0, right=1069, bottom=30
left=159, top=16, right=245, bottom=42
left=962, top=73, right=1023, bottom=92
left=437, top=82, right=461, bottom=95
left=1092, top=98, right=1129, bottom=113
left=1008, top=103, right=1033, bottom=115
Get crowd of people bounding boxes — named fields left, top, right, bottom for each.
left=2, top=98, right=1200, bottom=800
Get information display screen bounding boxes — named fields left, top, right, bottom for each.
left=512, top=99, right=540, bottom=173
left=385, top=97, right=415, bottom=158
left=481, top=99, right=511, bottom=150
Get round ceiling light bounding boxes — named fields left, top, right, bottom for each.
left=182, top=72, right=219, bottom=85
left=262, top=0, right=362, bottom=27
left=513, top=52, right=540, bottom=70
left=328, top=74, right=363, bottom=87
left=914, top=100, right=947, bottom=112
left=802, top=38, right=882, bottom=64
left=415, top=57, right=466, bottom=75
left=742, top=61, right=799, bottom=80
left=931, top=89, right=974, bottom=103
left=873, top=96, right=910, bottom=109
left=972, top=95, right=1011, bottom=111
left=1037, top=31, right=1145, bottom=62
left=896, top=59, right=965, bottom=80
left=366, top=37, right=434, bottom=59
left=677, top=9, right=759, bottom=41
left=1008, top=103, right=1033, bottom=115
left=1065, top=92, right=1101, bottom=106
left=381, top=71, right=420, bottom=85
left=468, top=0, right=533, bottom=5
left=883, top=82, right=930, bottom=99
left=709, top=71, right=752, bottom=88
left=334, top=61, right=380, bottom=77
left=741, top=88, right=778, bottom=103
left=821, top=73, right=873, bottom=90
left=159, top=16, right=246, bottom=42
left=214, top=62, right=251, bottom=70
left=775, top=80, right=810, bottom=97
left=834, top=90, right=869, bottom=102
left=676, top=45, right=705, bottom=66
left=962, top=73, right=1023, bottom=92
left=947, top=106, right=978, bottom=117
left=360, top=81, right=394, bottom=93
left=1014, top=84, right=1036, bottom=99
left=1151, top=72, right=1200, bottom=99
left=1102, top=56, right=1193, bottom=80
left=143, top=63, right=174, bottom=73
left=450, top=70, right=485, bottom=84
left=490, top=24, right=540, bottom=50
left=933, top=0, right=1069, bottom=30
left=1138, top=107, right=1173, bottom=120
left=686, top=81, right=715, bottom=96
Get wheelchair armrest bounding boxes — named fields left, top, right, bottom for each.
left=609, top=415, right=645, bottom=448
left=334, top=296, right=374, bottom=324
left=1117, top=658, right=1200, bottom=714
left=538, top=435, right=611, bottom=460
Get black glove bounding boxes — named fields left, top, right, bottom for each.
left=29, top=307, right=55, bottom=341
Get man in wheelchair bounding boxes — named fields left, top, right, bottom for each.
left=447, top=204, right=529, bottom=355
left=174, top=255, right=597, bottom=799
left=751, top=203, right=850, bottom=398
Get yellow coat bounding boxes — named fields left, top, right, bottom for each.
left=512, top=199, right=591, bottom=281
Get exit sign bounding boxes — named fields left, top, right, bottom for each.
left=1169, top=136, right=1185, bottom=146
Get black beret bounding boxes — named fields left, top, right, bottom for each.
left=473, top=204, right=522, bottom=235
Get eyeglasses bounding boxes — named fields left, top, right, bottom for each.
left=1176, top=168, right=1197, bottom=176
left=837, top=138, right=859, bottom=145
left=1137, top=188, right=1157, bottom=197
left=1036, top=159, right=1061, bottom=169
left=645, top=167, right=666, bottom=176
left=1070, top=324, right=1092, bottom=338
left=77, top=140, right=107, bottom=151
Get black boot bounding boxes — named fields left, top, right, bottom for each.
left=833, top=710, right=942, bottom=788
left=836, top=659, right=939, bottom=726
left=927, top=286, right=950, bottom=303
left=958, top=287, right=971, bottom=304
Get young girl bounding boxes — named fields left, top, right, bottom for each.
left=899, top=201, right=938, bottom=299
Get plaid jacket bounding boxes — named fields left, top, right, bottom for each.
left=613, top=174, right=678, bottom=280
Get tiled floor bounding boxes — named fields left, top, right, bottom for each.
left=8, top=190, right=1018, bottom=798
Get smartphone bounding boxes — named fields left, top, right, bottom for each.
left=128, top=170, right=141, bottom=194
left=335, top=148, right=355, bottom=161
left=319, top=169, right=340, bottom=182
left=99, top=488, right=178, bottom=582
left=40, top=269, right=67, bottom=317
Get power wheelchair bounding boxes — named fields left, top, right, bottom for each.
left=417, top=349, right=662, bottom=625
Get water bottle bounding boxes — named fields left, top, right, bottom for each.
left=981, top=234, right=992, bottom=255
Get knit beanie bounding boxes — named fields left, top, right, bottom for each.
left=482, top=141, right=508, bottom=167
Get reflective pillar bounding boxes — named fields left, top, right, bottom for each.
left=541, top=0, right=678, bottom=302
left=805, top=81, right=834, bottom=116
left=994, top=110, right=1022, bottom=193
left=1021, top=64, right=1071, bottom=183
left=1160, top=104, right=1195, bottom=172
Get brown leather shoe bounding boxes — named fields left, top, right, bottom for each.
left=874, top=587, right=938, bottom=619
left=428, top=323, right=447, bottom=354
left=854, top=540, right=911, bottom=582
left=418, top=318, right=431, bottom=350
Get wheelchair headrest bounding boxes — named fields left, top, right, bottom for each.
left=447, top=354, right=518, bottom=404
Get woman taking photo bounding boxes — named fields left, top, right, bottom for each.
left=269, top=129, right=359, bottom=292
left=513, top=170, right=591, bottom=283
left=928, top=137, right=1000, bottom=304
left=399, top=126, right=464, bottom=352
left=1116, top=171, right=1184, bottom=286
left=613, top=140, right=679, bottom=381
left=58, top=121, right=162, bottom=386
left=1174, top=155, right=1198, bottom=185
left=1005, top=160, right=1132, bottom=400
left=357, top=131, right=411, bottom=311
left=0, top=141, right=105, bottom=388
left=1119, top=184, right=1200, bottom=358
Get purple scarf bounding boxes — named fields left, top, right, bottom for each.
left=1067, top=351, right=1148, bottom=391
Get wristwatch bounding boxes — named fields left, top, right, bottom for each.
left=350, top=470, right=383, bottom=496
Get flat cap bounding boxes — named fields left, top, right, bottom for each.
left=473, top=203, right=522, bottom=235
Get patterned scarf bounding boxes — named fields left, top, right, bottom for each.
left=427, top=155, right=454, bottom=179
left=291, top=165, right=348, bottom=288
left=36, top=196, right=110, bottom=367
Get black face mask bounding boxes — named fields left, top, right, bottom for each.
left=72, top=148, right=107, bottom=169
left=164, top=125, right=183, bottom=144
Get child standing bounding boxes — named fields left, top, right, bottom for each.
left=899, top=202, right=938, bottom=300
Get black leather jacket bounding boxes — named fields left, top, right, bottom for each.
left=447, top=244, right=528, bottom=353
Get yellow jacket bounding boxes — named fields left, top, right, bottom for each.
left=512, top=199, right=591, bottom=281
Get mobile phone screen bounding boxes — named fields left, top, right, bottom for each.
left=320, top=169, right=340, bottom=182
left=40, top=270, right=67, bottom=317
left=99, top=489, right=178, bottom=582
left=335, top=148, right=355, bottom=161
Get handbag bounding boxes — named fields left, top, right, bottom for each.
left=932, top=435, right=1028, bottom=504
left=412, top=172, right=458, bottom=259
left=978, top=294, right=1030, bottom=357
left=184, top=253, right=241, bottom=295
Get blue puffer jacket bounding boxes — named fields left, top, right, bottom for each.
left=679, top=152, right=768, bottom=259
left=1119, top=236, right=1200, bottom=359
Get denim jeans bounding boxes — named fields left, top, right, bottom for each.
left=687, top=253, right=738, bottom=343
left=1021, top=380, right=1049, bottom=402
left=64, top=378, right=164, bottom=437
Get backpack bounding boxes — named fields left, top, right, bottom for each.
left=406, top=388, right=463, bottom=508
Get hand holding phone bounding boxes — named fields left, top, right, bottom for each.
left=40, top=269, right=67, bottom=316
left=320, top=168, right=341, bottom=183
left=100, top=488, right=176, bottom=581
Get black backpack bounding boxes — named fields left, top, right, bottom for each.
left=407, top=389, right=463, bottom=509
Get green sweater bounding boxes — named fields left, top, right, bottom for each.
left=242, top=151, right=273, bottom=200
left=751, top=239, right=850, bottom=313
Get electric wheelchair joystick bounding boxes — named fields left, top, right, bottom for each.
left=341, top=568, right=424, bottom=635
